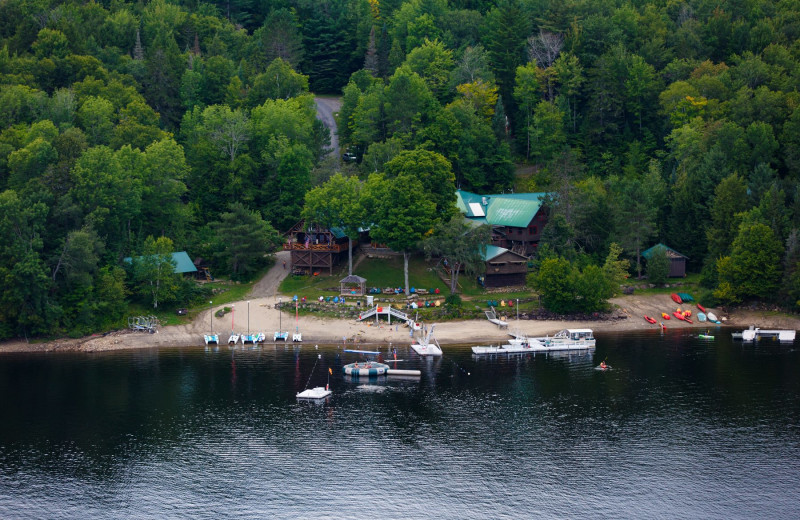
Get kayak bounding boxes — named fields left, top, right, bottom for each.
left=697, top=312, right=707, bottom=322
left=697, top=304, right=707, bottom=313
left=707, top=312, right=719, bottom=323
left=684, top=317, right=693, bottom=324
left=699, top=334, right=714, bottom=340
left=661, top=313, right=671, bottom=320
left=644, top=315, right=657, bottom=324
left=671, top=293, right=682, bottom=304
left=683, top=309, right=692, bottom=317
left=672, top=311, right=685, bottom=321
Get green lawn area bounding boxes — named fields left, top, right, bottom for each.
left=128, top=272, right=265, bottom=327
left=279, top=253, right=449, bottom=297
left=278, top=252, right=538, bottom=305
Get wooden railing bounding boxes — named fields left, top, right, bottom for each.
left=283, top=242, right=348, bottom=253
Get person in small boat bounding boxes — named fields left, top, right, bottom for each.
left=600, top=361, right=607, bottom=369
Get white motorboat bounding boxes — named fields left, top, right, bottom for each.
left=411, top=324, right=443, bottom=356
left=296, top=386, right=332, bottom=399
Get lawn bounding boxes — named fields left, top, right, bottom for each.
left=279, top=253, right=449, bottom=298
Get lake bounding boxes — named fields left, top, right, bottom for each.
left=1, top=329, right=799, bottom=519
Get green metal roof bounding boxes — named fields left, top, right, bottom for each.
left=481, top=245, right=508, bottom=261
left=456, top=189, right=547, bottom=227
left=329, top=226, right=347, bottom=239
left=641, top=243, right=688, bottom=259
left=123, top=251, right=197, bottom=273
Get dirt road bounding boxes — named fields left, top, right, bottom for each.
left=314, top=96, right=342, bottom=159
left=249, top=250, right=291, bottom=299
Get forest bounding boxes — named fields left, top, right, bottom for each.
left=1, top=0, right=799, bottom=339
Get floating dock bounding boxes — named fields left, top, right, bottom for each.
left=739, top=327, right=796, bottom=342
left=387, top=369, right=421, bottom=376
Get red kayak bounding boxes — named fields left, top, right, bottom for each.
left=671, top=293, right=682, bottom=304
left=644, top=315, right=657, bottom=324
left=661, top=313, right=671, bottom=320
left=684, top=317, right=693, bottom=324
left=697, top=304, right=707, bottom=313
left=672, top=311, right=686, bottom=321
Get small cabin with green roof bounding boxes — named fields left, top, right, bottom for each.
left=123, top=251, right=198, bottom=275
left=481, top=245, right=528, bottom=288
left=641, top=243, right=688, bottom=278
left=456, top=190, right=548, bottom=256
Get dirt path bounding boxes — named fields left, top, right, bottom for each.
left=314, top=96, right=342, bottom=159
left=249, top=250, right=291, bottom=300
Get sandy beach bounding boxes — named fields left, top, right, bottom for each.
left=2, top=251, right=798, bottom=353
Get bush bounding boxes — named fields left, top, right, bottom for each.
left=445, top=293, right=462, bottom=306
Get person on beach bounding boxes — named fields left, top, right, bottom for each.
left=283, top=260, right=286, bottom=269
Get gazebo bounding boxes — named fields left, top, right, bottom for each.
left=340, top=275, right=367, bottom=296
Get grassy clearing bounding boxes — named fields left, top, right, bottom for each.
left=127, top=274, right=263, bottom=327
left=279, top=254, right=449, bottom=297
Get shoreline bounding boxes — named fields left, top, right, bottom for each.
left=2, top=294, right=798, bottom=353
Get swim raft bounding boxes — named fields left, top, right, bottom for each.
left=343, top=362, right=389, bottom=377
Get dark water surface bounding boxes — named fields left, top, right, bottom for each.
left=1, top=330, right=799, bottom=519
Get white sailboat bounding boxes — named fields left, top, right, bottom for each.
left=204, top=301, right=218, bottom=345
left=274, top=299, right=288, bottom=341
left=292, top=299, right=302, bottom=342
left=411, top=324, right=443, bottom=356
left=227, top=305, right=239, bottom=345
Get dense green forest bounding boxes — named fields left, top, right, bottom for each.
left=1, top=0, right=799, bottom=339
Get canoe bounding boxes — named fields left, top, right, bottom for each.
left=661, top=313, right=671, bottom=320
left=697, top=312, right=707, bottom=322
left=644, top=315, right=657, bottom=324
left=671, top=293, right=682, bottom=304
left=677, top=292, right=694, bottom=302
left=707, top=312, right=718, bottom=322
left=697, top=304, right=707, bottom=313
left=672, top=311, right=685, bottom=321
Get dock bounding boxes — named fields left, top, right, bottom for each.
left=387, top=368, right=421, bottom=376
left=484, top=307, right=509, bottom=329
left=740, top=327, right=796, bottom=342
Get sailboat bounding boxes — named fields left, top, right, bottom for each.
left=227, top=305, right=240, bottom=345
left=273, top=300, right=288, bottom=341
left=292, top=298, right=302, bottom=342
left=203, top=302, right=219, bottom=345
left=410, top=323, right=443, bottom=356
